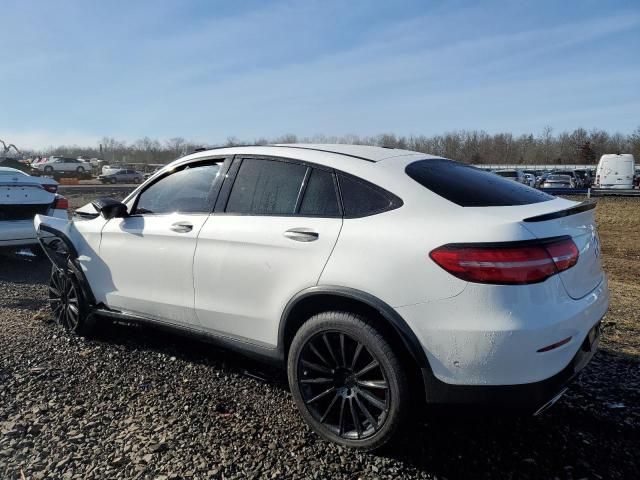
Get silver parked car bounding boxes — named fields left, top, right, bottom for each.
left=542, top=174, right=575, bottom=188
left=98, top=169, right=144, bottom=184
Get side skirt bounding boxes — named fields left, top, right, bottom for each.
left=91, top=307, right=285, bottom=366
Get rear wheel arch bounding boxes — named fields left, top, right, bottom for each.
left=279, top=287, right=429, bottom=393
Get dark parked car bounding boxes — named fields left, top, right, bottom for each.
left=574, top=169, right=593, bottom=188
left=552, top=170, right=582, bottom=188
left=98, top=169, right=144, bottom=184
left=542, top=174, right=574, bottom=188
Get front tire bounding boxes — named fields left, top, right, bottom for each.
left=48, top=265, right=94, bottom=336
left=288, top=311, right=409, bottom=451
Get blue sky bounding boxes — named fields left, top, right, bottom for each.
left=1, top=0, right=639, bottom=149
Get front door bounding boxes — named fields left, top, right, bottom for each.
left=98, top=159, right=225, bottom=326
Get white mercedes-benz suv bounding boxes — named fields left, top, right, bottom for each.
left=34, top=144, right=609, bottom=450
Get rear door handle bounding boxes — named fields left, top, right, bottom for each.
left=170, top=222, right=193, bottom=233
left=283, top=228, right=319, bottom=242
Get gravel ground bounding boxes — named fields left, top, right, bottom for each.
left=1, top=255, right=638, bottom=479
left=1, top=197, right=639, bottom=479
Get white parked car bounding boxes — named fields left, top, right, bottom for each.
left=34, top=145, right=609, bottom=450
left=523, top=172, right=536, bottom=187
left=0, top=167, right=67, bottom=248
left=34, top=156, right=90, bottom=175
left=595, top=154, right=635, bottom=189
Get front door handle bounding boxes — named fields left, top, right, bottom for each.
left=170, top=222, right=193, bottom=233
left=284, top=228, right=319, bottom=242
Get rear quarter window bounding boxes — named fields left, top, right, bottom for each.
left=337, top=173, right=402, bottom=218
left=406, top=159, right=553, bottom=207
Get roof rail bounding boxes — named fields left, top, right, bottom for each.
left=190, top=144, right=375, bottom=162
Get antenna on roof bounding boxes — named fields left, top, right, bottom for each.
left=192, top=147, right=207, bottom=153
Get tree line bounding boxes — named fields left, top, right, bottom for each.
left=24, top=126, right=640, bottom=166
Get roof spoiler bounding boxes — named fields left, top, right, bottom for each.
left=523, top=201, right=596, bottom=223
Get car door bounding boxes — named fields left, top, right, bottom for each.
left=98, top=158, right=226, bottom=327
left=193, top=156, right=343, bottom=346
left=60, top=159, right=74, bottom=172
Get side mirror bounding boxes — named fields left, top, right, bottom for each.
left=92, top=197, right=128, bottom=219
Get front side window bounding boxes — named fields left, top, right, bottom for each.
left=225, top=158, right=306, bottom=215
left=135, top=163, right=221, bottom=214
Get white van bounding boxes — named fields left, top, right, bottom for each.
left=595, top=154, right=635, bottom=189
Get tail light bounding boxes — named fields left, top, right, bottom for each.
left=595, top=175, right=600, bottom=186
left=430, top=237, right=579, bottom=285
left=53, top=195, right=69, bottom=210
left=42, top=184, right=58, bottom=193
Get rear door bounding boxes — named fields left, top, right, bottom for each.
left=601, top=159, right=633, bottom=187
left=193, top=156, right=343, bottom=346
left=97, top=159, right=226, bottom=326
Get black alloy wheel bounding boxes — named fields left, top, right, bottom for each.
left=299, top=331, right=390, bottom=439
left=48, top=265, right=94, bottom=335
left=49, top=267, right=81, bottom=331
left=288, top=311, right=408, bottom=450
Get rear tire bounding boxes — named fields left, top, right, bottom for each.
left=48, top=264, right=95, bottom=336
left=288, top=311, right=409, bottom=451
left=76, top=166, right=85, bottom=173
left=110, top=178, right=117, bottom=184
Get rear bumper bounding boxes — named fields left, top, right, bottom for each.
left=397, top=275, right=609, bottom=386
left=0, top=220, right=39, bottom=245
left=598, top=184, right=632, bottom=189
left=0, top=210, right=67, bottom=246
left=420, top=320, right=602, bottom=412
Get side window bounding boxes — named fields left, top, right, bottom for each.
left=225, top=158, right=306, bottom=215
left=135, top=163, right=221, bottom=215
left=299, top=168, right=340, bottom=216
left=337, top=173, right=399, bottom=217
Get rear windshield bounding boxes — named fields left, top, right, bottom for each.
left=405, top=159, right=553, bottom=207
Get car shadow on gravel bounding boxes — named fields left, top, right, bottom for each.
left=89, top=320, right=288, bottom=387
left=0, top=249, right=50, bottom=285
left=380, top=347, right=639, bottom=479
